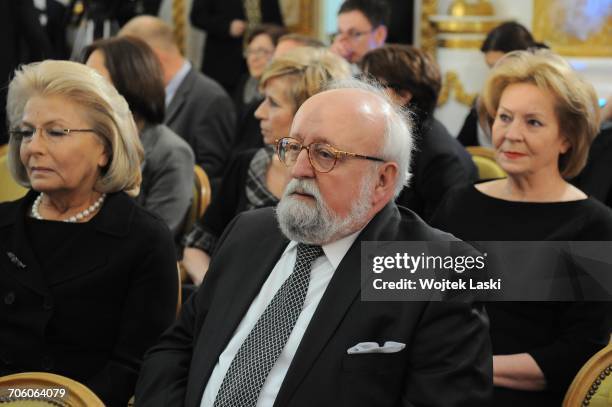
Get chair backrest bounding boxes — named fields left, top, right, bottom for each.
left=466, top=146, right=507, bottom=180
left=193, top=165, right=212, bottom=218
left=176, top=261, right=182, bottom=317
left=563, top=343, right=612, bottom=406
left=178, top=165, right=212, bottom=247
left=0, top=372, right=104, bottom=406
left=0, top=153, right=28, bottom=203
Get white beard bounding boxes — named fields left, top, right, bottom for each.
left=276, top=172, right=376, bottom=245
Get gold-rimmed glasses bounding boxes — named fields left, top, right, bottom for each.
left=10, top=127, right=96, bottom=143
left=276, top=137, right=385, bottom=173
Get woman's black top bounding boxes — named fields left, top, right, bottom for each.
left=0, top=191, right=178, bottom=406
left=430, top=184, right=612, bottom=406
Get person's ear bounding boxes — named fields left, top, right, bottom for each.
left=97, top=147, right=110, bottom=169
left=372, top=161, right=398, bottom=207
left=397, top=90, right=412, bottom=106
left=373, top=25, right=387, bottom=47
left=559, top=134, right=571, bottom=154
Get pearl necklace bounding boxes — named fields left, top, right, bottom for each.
left=31, top=193, right=106, bottom=223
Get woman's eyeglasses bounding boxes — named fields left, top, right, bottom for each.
left=10, top=127, right=96, bottom=142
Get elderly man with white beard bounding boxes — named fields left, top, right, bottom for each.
left=135, top=79, right=493, bottom=407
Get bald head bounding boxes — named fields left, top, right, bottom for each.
left=119, top=16, right=179, bottom=54
left=293, top=88, right=388, bottom=153
left=291, top=79, right=413, bottom=197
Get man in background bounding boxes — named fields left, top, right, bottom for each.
left=120, top=16, right=236, bottom=194
left=331, top=0, right=389, bottom=65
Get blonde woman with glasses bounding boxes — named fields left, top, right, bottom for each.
left=0, top=60, right=178, bottom=406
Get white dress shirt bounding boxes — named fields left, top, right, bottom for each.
left=200, top=231, right=361, bottom=407
left=165, top=60, right=191, bottom=107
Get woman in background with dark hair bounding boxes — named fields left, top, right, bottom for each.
left=83, top=36, right=194, bottom=244
left=234, top=24, right=287, bottom=114
left=360, top=44, right=477, bottom=219
left=458, top=21, right=545, bottom=147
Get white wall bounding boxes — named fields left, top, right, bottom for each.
left=320, top=0, right=343, bottom=41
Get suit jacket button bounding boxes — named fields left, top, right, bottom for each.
left=43, top=296, right=53, bottom=310
left=4, top=292, right=15, bottom=305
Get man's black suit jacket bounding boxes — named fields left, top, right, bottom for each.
left=135, top=204, right=492, bottom=406
left=190, top=0, right=283, bottom=94
left=164, top=67, right=236, bottom=194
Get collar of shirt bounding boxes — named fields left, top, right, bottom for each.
left=165, top=60, right=192, bottom=107
left=283, top=229, right=362, bottom=270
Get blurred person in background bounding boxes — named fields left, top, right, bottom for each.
left=360, top=44, right=477, bottom=219
left=190, top=0, right=283, bottom=95
left=83, top=36, right=194, bottom=247
left=0, top=0, right=53, bottom=145
left=233, top=33, right=325, bottom=154
left=120, top=15, right=236, bottom=195
left=457, top=22, right=545, bottom=147
left=330, top=0, right=389, bottom=65
left=234, top=24, right=287, bottom=116
left=182, top=47, right=351, bottom=285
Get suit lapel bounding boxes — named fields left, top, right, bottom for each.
left=186, top=229, right=290, bottom=407
left=165, top=68, right=195, bottom=126
left=273, top=205, right=400, bottom=406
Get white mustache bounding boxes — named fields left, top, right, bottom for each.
left=284, top=179, right=321, bottom=198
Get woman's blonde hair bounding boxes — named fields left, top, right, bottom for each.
left=259, top=47, right=352, bottom=110
left=478, top=49, right=600, bottom=178
left=6, top=60, right=143, bottom=196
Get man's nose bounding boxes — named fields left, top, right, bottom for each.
left=290, top=148, right=315, bottom=179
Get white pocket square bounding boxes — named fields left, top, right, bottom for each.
left=346, top=341, right=406, bottom=354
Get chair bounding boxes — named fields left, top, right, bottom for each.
left=466, top=146, right=507, bottom=180
left=176, top=261, right=182, bottom=317
left=193, top=164, right=212, bottom=218
left=0, top=372, right=104, bottom=406
left=563, top=343, right=612, bottom=406
left=0, top=153, right=27, bottom=203
left=178, top=165, right=212, bottom=285
left=180, top=165, right=212, bottom=242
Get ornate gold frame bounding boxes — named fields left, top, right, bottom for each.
left=532, top=0, right=612, bottom=57
left=281, top=0, right=319, bottom=37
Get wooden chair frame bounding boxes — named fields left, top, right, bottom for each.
left=563, top=343, right=612, bottom=406
left=0, top=372, right=104, bottom=406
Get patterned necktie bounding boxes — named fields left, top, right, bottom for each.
left=213, top=243, right=324, bottom=407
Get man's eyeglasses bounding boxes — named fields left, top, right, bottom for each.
left=331, top=29, right=375, bottom=43
left=10, top=127, right=96, bottom=142
left=276, top=137, right=385, bottom=173
left=243, top=47, right=274, bottom=58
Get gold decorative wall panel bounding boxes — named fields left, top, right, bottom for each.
left=438, top=71, right=477, bottom=107
left=420, top=0, right=438, bottom=56
left=533, top=0, right=612, bottom=57
left=281, top=0, right=318, bottom=36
